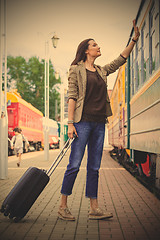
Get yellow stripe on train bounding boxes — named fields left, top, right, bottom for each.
left=7, top=90, right=43, bottom=117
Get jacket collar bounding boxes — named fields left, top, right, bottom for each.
left=77, top=60, right=105, bottom=81
left=77, top=60, right=84, bottom=66
left=94, top=65, right=105, bottom=80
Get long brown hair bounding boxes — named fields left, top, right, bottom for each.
left=71, top=38, right=94, bottom=65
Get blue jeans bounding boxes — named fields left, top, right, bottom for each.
left=61, top=121, right=105, bottom=198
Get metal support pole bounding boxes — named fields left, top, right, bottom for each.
left=0, top=0, right=8, bottom=179
left=44, top=41, right=49, bottom=161
left=60, top=76, right=64, bottom=150
left=43, top=34, right=59, bottom=159
left=0, top=1, right=3, bottom=115
left=55, top=99, right=57, bottom=120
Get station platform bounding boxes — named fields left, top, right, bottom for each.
left=0, top=147, right=160, bottom=240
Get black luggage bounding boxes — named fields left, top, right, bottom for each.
left=0, top=136, right=75, bottom=222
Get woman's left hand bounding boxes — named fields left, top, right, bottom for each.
left=133, top=19, right=140, bottom=41
left=120, top=19, right=140, bottom=58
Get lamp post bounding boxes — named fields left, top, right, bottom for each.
left=53, top=69, right=66, bottom=150
left=0, top=0, right=8, bottom=179
left=54, top=71, right=59, bottom=121
left=56, top=70, right=68, bottom=150
left=60, top=75, right=64, bottom=150
left=44, top=34, right=59, bottom=161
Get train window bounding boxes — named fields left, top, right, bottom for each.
left=141, top=22, right=147, bottom=83
left=8, top=109, right=15, bottom=126
left=154, top=0, right=160, bottom=68
left=149, top=2, right=156, bottom=74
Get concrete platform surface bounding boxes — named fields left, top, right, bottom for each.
left=0, top=147, right=160, bottom=240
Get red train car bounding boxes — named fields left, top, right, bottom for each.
left=7, top=90, right=43, bottom=151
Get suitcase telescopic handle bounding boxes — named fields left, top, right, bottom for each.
left=46, top=134, right=77, bottom=177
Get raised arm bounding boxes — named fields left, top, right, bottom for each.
left=103, top=20, right=140, bottom=75
left=121, top=19, right=140, bottom=58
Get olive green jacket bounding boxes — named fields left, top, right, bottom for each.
left=68, top=55, right=126, bottom=123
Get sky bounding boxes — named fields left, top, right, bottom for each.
left=6, top=0, right=141, bottom=89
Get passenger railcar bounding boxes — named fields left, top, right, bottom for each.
left=42, top=117, right=59, bottom=149
left=108, top=0, right=160, bottom=191
left=7, top=90, right=43, bottom=151
left=108, top=64, right=126, bottom=150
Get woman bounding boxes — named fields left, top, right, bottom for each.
left=58, top=20, right=140, bottom=221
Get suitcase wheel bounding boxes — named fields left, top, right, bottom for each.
left=0, top=205, right=5, bottom=213
left=4, top=211, right=9, bottom=217
left=9, top=214, right=14, bottom=219
left=3, top=205, right=10, bottom=216
left=14, top=217, right=22, bottom=223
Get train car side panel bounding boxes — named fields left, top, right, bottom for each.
left=130, top=75, right=160, bottom=153
left=7, top=91, right=44, bottom=150
left=108, top=65, right=126, bottom=149
left=19, top=102, right=43, bottom=143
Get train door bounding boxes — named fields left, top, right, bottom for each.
left=7, top=107, right=16, bottom=138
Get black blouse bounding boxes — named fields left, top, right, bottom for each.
left=81, top=69, right=107, bottom=123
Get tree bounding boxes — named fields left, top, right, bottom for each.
left=7, top=56, right=60, bottom=119
left=7, top=56, right=28, bottom=91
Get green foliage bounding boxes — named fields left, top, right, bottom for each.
left=7, top=56, right=60, bottom=120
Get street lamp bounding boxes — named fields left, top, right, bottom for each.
left=51, top=34, right=60, bottom=48
left=44, top=33, right=59, bottom=161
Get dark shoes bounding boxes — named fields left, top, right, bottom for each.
left=89, top=207, right=113, bottom=220
left=17, top=163, right=20, bottom=167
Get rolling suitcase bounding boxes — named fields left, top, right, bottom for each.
left=0, top=136, right=76, bottom=222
